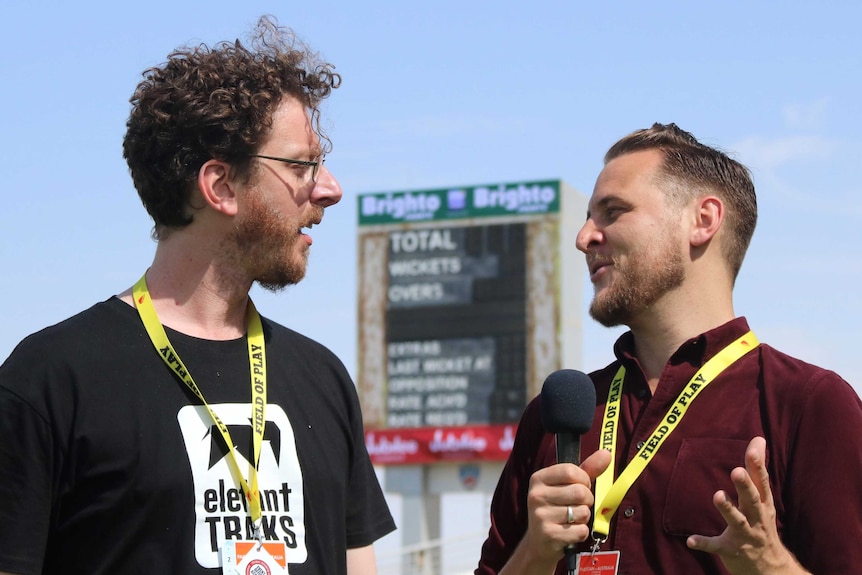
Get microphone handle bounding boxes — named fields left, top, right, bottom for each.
left=555, top=431, right=581, bottom=575
left=555, top=431, right=580, bottom=465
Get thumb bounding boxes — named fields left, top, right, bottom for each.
left=580, top=449, right=612, bottom=481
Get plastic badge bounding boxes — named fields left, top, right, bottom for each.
left=222, top=540, right=289, bottom=575
left=576, top=550, right=620, bottom=574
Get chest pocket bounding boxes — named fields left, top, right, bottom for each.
left=662, top=438, right=749, bottom=537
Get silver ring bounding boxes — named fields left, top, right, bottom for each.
left=566, top=505, right=575, bottom=524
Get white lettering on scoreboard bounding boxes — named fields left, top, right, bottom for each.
left=386, top=227, right=498, bottom=309
left=385, top=338, right=496, bottom=428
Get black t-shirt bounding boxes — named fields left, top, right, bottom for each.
left=0, top=297, right=395, bottom=574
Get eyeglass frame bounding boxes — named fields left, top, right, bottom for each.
left=249, top=153, right=325, bottom=182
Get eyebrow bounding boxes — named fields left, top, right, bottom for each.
left=265, top=144, right=323, bottom=160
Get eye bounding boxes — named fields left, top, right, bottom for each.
left=287, top=162, right=315, bottom=181
left=603, top=205, right=626, bottom=221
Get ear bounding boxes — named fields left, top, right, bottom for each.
left=690, top=196, right=723, bottom=247
left=197, top=159, right=239, bottom=217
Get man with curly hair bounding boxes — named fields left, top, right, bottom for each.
left=0, top=16, right=395, bottom=575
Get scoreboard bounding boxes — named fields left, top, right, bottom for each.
left=386, top=223, right=527, bottom=428
left=357, top=180, right=586, bottom=464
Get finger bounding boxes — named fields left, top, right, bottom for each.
left=530, top=484, right=595, bottom=512
left=533, top=451, right=611, bottom=489
left=580, top=448, right=612, bottom=481
left=712, top=488, right=752, bottom=533
left=686, top=533, right=720, bottom=553
left=561, top=522, right=592, bottom=544
left=728, top=465, right=766, bottom=527
left=531, top=463, right=586, bottom=488
left=745, top=436, right=773, bottom=506
left=528, top=469, right=595, bottom=509
left=560, top=503, right=592, bottom=526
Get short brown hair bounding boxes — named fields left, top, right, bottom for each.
left=122, top=15, right=340, bottom=237
left=605, top=123, right=757, bottom=281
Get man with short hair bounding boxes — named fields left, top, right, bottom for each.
left=476, top=123, right=862, bottom=575
left=0, top=16, right=394, bottom=575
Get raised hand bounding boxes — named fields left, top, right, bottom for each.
left=686, top=437, right=808, bottom=575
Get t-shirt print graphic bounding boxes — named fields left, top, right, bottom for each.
left=178, top=403, right=307, bottom=568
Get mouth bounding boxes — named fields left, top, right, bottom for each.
left=298, top=216, right=322, bottom=243
left=587, top=256, right=613, bottom=281
left=302, top=214, right=322, bottom=230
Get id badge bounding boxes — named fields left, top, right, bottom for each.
left=221, top=540, right=289, bottom=575
left=576, top=550, right=620, bottom=574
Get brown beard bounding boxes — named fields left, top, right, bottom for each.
left=228, top=189, right=321, bottom=292
left=588, top=229, right=684, bottom=328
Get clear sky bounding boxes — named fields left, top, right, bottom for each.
left=2, top=0, right=860, bottom=403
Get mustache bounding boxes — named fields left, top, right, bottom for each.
left=301, top=205, right=325, bottom=228
left=587, top=253, right=616, bottom=267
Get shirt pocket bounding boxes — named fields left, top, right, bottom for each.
left=662, top=438, right=748, bottom=537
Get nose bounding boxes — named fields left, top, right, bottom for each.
left=576, top=218, right=602, bottom=254
left=311, top=163, right=342, bottom=207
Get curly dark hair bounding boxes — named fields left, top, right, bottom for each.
left=605, top=123, right=757, bottom=282
left=122, top=15, right=341, bottom=237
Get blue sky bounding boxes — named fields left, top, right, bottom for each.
left=2, top=0, right=860, bottom=402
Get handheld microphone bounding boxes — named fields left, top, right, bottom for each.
left=541, top=369, right=596, bottom=463
left=540, top=369, right=597, bottom=575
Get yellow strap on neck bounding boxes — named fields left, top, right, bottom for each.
left=592, top=331, right=759, bottom=540
left=133, top=274, right=267, bottom=526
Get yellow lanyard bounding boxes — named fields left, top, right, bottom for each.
left=133, top=274, right=267, bottom=528
left=592, top=331, right=759, bottom=541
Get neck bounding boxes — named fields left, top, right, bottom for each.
left=628, top=285, right=735, bottom=393
left=120, top=233, right=253, bottom=340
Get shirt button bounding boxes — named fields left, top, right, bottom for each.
left=623, top=506, right=636, bottom=518
left=636, top=388, right=648, bottom=399
left=636, top=441, right=645, bottom=449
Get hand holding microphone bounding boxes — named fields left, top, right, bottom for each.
left=515, top=370, right=610, bottom=575
left=495, top=371, right=610, bottom=575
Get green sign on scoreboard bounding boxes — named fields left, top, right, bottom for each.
left=358, top=180, right=561, bottom=226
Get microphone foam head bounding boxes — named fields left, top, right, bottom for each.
left=540, top=369, right=596, bottom=435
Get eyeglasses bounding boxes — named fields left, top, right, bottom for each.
left=249, top=153, right=325, bottom=182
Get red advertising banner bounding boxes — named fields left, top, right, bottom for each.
left=365, top=424, right=517, bottom=465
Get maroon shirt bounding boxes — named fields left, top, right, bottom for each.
left=476, top=318, right=862, bottom=575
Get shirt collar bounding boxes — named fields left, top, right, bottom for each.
left=613, top=317, right=753, bottom=370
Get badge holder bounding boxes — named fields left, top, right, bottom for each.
left=574, top=535, right=619, bottom=575
left=221, top=536, right=288, bottom=575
